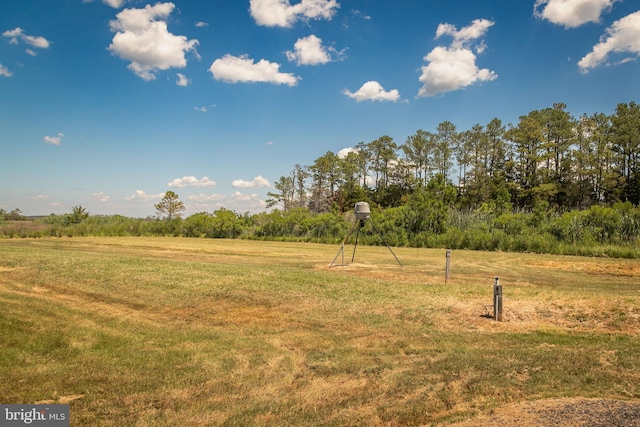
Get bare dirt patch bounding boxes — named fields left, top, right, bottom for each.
left=325, top=262, right=443, bottom=284
left=527, top=259, right=640, bottom=278
left=35, top=394, right=85, bottom=405
left=325, top=259, right=640, bottom=335
left=451, top=398, right=640, bottom=426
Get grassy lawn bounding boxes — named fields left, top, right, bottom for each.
left=1, top=237, right=639, bottom=426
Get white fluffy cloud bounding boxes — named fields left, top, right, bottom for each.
left=104, top=0, right=124, bottom=8
left=176, top=73, right=190, bottom=86
left=435, top=19, right=494, bottom=49
left=286, top=34, right=344, bottom=65
left=209, top=54, right=300, bottom=86
left=418, top=47, right=497, bottom=97
left=102, top=0, right=124, bottom=9
left=2, top=27, right=50, bottom=48
left=232, top=192, right=264, bottom=204
left=0, top=63, right=11, bottom=77
left=344, top=80, right=400, bottom=102
left=249, top=0, right=339, bottom=27
left=108, top=2, right=199, bottom=81
left=43, top=133, right=63, bottom=146
left=231, top=175, right=271, bottom=189
left=125, top=190, right=164, bottom=201
left=578, top=11, right=640, bottom=72
left=418, top=19, right=496, bottom=97
left=82, top=0, right=125, bottom=7
left=534, top=0, right=616, bottom=28
left=337, top=147, right=358, bottom=159
left=90, top=192, right=111, bottom=202
left=168, top=176, right=217, bottom=188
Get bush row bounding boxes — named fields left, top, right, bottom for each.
left=1, top=203, right=638, bottom=258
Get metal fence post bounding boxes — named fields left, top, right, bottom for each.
left=493, top=276, right=503, bottom=321
left=445, top=250, right=451, bottom=284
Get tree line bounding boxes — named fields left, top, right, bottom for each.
left=267, top=101, right=640, bottom=213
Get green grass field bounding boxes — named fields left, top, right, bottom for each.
left=1, top=237, right=639, bottom=426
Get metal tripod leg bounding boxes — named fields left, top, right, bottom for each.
left=351, top=220, right=363, bottom=262
left=329, top=220, right=359, bottom=268
left=368, top=219, right=403, bottom=267
left=330, top=217, right=402, bottom=268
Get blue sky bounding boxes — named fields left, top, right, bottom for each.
left=1, top=0, right=639, bottom=217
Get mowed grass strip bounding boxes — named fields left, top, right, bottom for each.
left=0, top=237, right=639, bottom=426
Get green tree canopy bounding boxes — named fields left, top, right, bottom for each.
left=155, top=191, right=186, bottom=220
